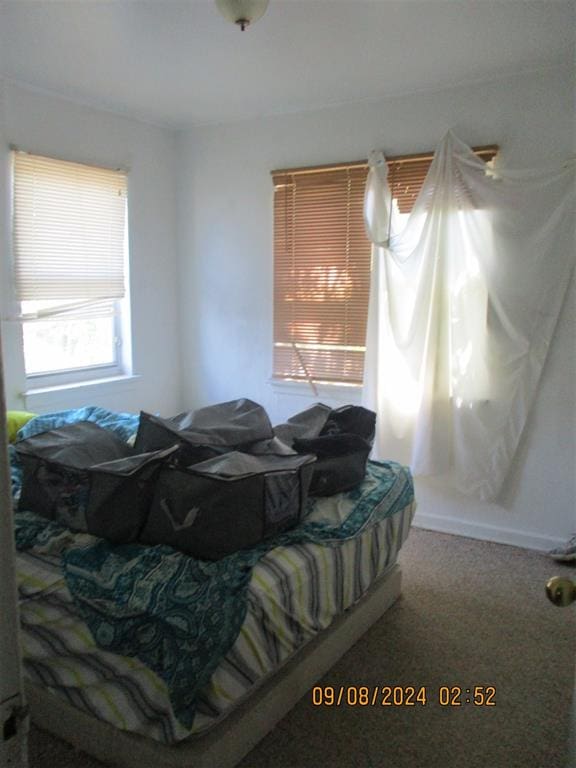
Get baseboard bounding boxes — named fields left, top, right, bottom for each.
left=412, top=510, right=564, bottom=552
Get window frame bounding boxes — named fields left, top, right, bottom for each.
left=10, top=149, right=131, bottom=388
left=271, top=163, right=371, bottom=387
left=21, top=298, right=126, bottom=389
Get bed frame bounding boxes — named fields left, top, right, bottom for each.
left=26, top=563, right=402, bottom=768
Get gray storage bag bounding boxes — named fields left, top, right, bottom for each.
left=134, top=398, right=274, bottom=466
left=84, top=445, right=178, bottom=542
left=16, top=422, right=177, bottom=543
left=140, top=451, right=316, bottom=560
left=273, top=403, right=377, bottom=496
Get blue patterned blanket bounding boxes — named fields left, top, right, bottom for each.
left=11, top=407, right=413, bottom=729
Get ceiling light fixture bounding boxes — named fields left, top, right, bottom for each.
left=215, top=0, right=269, bottom=31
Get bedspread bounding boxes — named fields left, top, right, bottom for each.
left=11, top=407, right=414, bottom=739
left=14, top=460, right=413, bottom=729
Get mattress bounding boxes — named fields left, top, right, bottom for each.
left=12, top=410, right=415, bottom=744
left=25, top=564, right=404, bottom=768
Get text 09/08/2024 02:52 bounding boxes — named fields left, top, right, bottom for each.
left=310, top=685, right=497, bottom=707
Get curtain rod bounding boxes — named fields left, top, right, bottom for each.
left=271, top=145, right=499, bottom=176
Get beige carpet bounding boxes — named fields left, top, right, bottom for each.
left=28, top=528, right=575, bottom=768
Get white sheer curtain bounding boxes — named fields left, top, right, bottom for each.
left=363, top=131, right=575, bottom=501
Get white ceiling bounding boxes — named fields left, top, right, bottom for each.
left=0, top=1, right=573, bottom=128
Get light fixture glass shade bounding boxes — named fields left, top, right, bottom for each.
left=216, top=0, right=269, bottom=29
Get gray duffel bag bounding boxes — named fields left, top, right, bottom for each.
left=140, top=451, right=316, bottom=560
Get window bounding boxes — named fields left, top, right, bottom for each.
left=12, top=151, right=129, bottom=384
left=272, top=146, right=497, bottom=387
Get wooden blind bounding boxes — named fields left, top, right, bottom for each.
left=272, top=145, right=498, bottom=385
left=273, top=166, right=370, bottom=385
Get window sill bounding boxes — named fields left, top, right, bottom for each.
left=269, top=378, right=363, bottom=401
left=24, top=374, right=140, bottom=397
left=23, top=374, right=141, bottom=411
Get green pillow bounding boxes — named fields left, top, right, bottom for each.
left=7, top=411, right=37, bottom=443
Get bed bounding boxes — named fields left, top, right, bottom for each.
left=10, top=406, right=415, bottom=767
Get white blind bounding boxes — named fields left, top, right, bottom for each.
left=13, top=151, right=127, bottom=302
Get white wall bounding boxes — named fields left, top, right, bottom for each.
left=0, top=80, right=182, bottom=416
left=176, top=68, right=575, bottom=550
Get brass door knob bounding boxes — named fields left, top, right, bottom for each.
left=546, top=576, right=576, bottom=607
